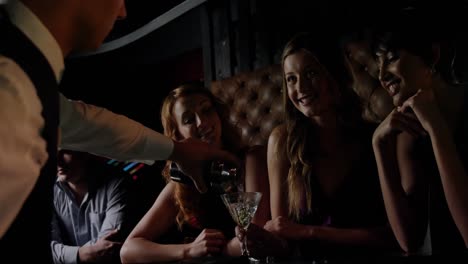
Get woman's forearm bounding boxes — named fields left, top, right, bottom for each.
left=310, top=226, right=395, bottom=248
left=120, top=237, right=186, bottom=263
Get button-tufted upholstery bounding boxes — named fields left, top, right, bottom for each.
left=211, top=64, right=284, bottom=147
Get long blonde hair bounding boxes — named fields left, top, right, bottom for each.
left=281, top=33, right=362, bottom=220
left=160, top=83, right=243, bottom=228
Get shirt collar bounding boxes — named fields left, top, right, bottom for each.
left=5, top=0, right=64, bottom=82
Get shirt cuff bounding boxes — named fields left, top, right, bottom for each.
left=143, top=129, right=174, bottom=161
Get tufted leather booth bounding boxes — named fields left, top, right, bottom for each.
left=211, top=64, right=284, bottom=147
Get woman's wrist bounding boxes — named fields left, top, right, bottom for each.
left=182, top=243, right=190, bottom=260
left=372, top=133, right=396, bottom=149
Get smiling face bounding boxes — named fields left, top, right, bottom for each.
left=376, top=47, right=432, bottom=106
left=172, top=94, right=223, bottom=148
left=283, top=49, right=337, bottom=119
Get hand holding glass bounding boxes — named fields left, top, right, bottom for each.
left=220, top=192, right=262, bottom=257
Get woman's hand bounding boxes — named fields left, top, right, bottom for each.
left=235, top=224, right=269, bottom=257
left=264, top=216, right=306, bottom=240
left=372, top=108, right=426, bottom=147
left=399, top=89, right=444, bottom=134
left=184, top=229, right=226, bottom=259
left=236, top=223, right=289, bottom=258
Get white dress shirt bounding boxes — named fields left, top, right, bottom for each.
left=0, top=0, right=173, bottom=238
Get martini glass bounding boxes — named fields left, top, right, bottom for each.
left=220, top=192, right=262, bottom=258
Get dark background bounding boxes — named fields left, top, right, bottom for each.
left=61, top=0, right=468, bottom=131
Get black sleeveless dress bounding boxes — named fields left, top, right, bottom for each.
left=297, top=123, right=390, bottom=258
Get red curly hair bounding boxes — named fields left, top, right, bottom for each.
left=160, top=83, right=243, bottom=229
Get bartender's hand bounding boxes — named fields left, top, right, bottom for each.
left=169, top=138, right=240, bottom=193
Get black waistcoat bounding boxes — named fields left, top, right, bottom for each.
left=0, top=10, right=59, bottom=263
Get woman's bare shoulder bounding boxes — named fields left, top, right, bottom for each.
left=269, top=124, right=287, bottom=143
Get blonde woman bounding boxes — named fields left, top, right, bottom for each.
left=266, top=32, right=396, bottom=258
